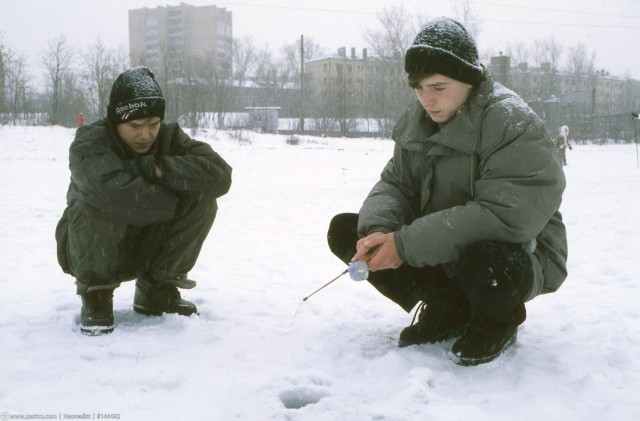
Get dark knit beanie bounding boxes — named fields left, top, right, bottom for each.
left=405, top=17, right=483, bottom=86
left=107, top=67, right=165, bottom=125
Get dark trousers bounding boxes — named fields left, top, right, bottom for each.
left=56, top=197, right=217, bottom=294
left=327, top=213, right=532, bottom=326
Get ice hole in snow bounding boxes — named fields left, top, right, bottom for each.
left=279, top=387, right=326, bottom=409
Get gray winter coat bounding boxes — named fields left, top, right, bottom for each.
left=358, top=77, right=568, bottom=294
left=56, top=119, right=231, bottom=275
left=64, top=118, right=231, bottom=226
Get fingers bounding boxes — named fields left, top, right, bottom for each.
left=351, top=232, right=384, bottom=262
left=351, top=244, right=371, bottom=262
left=363, top=234, right=386, bottom=249
left=364, top=233, right=402, bottom=271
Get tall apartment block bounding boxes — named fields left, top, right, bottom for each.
left=128, top=3, right=232, bottom=77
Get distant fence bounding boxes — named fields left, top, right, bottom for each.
left=561, top=112, right=636, bottom=142
left=530, top=100, right=636, bottom=142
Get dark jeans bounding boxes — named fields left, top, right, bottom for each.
left=56, top=197, right=217, bottom=294
left=327, top=213, right=532, bottom=325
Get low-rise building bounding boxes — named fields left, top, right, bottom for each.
left=305, top=47, right=410, bottom=135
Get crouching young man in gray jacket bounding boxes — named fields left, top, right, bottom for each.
left=328, top=18, right=567, bottom=366
left=56, top=67, right=232, bottom=335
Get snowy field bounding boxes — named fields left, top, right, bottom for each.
left=1, top=125, right=639, bottom=420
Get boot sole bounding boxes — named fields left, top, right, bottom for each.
left=80, top=324, right=115, bottom=336
left=398, top=326, right=467, bottom=348
left=451, top=331, right=517, bottom=366
left=133, top=304, right=198, bottom=317
left=133, top=304, right=163, bottom=316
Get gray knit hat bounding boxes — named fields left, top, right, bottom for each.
left=107, top=67, right=165, bottom=125
left=405, top=17, right=483, bottom=85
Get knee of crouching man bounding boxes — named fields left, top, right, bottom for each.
left=456, top=241, right=534, bottom=302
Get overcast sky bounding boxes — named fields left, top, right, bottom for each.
left=1, top=0, right=639, bottom=87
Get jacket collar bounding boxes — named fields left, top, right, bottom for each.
left=392, top=75, right=495, bottom=155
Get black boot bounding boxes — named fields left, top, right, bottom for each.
left=451, top=309, right=521, bottom=366
left=133, top=275, right=198, bottom=316
left=398, top=273, right=470, bottom=347
left=80, top=290, right=115, bottom=336
left=451, top=241, right=532, bottom=366
left=398, top=300, right=469, bottom=347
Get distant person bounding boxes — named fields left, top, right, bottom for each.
left=327, top=18, right=568, bottom=366
left=555, top=125, right=572, bottom=165
left=75, top=112, right=85, bottom=127
left=56, top=67, right=232, bottom=335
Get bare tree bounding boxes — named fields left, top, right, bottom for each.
left=279, top=36, right=324, bottom=87
left=175, top=54, right=208, bottom=134
left=81, top=38, right=127, bottom=119
left=364, top=4, right=414, bottom=63
left=622, top=75, right=640, bottom=118
left=41, top=35, right=74, bottom=125
left=363, top=4, right=415, bottom=132
left=61, top=71, right=86, bottom=126
left=532, top=36, right=562, bottom=72
left=252, top=45, right=284, bottom=112
left=506, top=42, right=530, bottom=68
left=1, top=45, right=36, bottom=124
left=233, top=36, right=258, bottom=88
left=453, top=0, right=483, bottom=41
left=529, top=36, right=563, bottom=99
left=565, top=42, right=596, bottom=77
left=0, top=42, right=5, bottom=113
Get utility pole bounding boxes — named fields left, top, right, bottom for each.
left=300, top=35, right=305, bottom=134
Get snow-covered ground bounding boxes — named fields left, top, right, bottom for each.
left=1, top=125, right=639, bottom=420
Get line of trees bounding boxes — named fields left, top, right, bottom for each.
left=1, top=36, right=129, bottom=127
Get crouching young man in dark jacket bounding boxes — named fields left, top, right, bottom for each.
left=56, top=67, right=232, bottom=335
left=328, top=18, right=567, bottom=365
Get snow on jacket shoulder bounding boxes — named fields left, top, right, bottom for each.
left=358, top=77, right=568, bottom=293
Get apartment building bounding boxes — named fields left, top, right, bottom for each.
left=128, top=3, right=232, bottom=77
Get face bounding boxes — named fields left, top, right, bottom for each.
left=116, top=116, right=162, bottom=154
left=413, top=74, right=473, bottom=123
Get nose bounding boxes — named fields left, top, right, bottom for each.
left=416, top=89, right=434, bottom=108
left=139, top=127, right=152, bottom=140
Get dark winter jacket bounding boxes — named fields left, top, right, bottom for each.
left=358, top=77, right=568, bottom=293
left=63, top=118, right=232, bottom=227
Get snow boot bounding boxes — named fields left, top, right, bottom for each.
left=451, top=313, right=520, bottom=366
left=398, top=265, right=470, bottom=347
left=398, top=300, right=470, bottom=347
left=80, top=290, right=115, bottom=336
left=133, top=275, right=198, bottom=316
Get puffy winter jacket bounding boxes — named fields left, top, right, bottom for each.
left=64, top=118, right=232, bottom=227
left=358, top=77, right=567, bottom=293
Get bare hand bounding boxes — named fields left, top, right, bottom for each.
left=352, top=232, right=403, bottom=271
